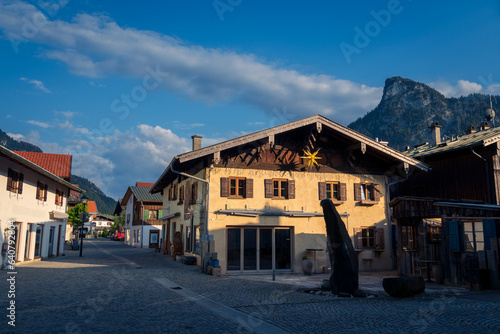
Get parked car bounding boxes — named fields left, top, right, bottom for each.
left=112, top=229, right=125, bottom=241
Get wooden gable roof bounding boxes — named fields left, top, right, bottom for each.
left=152, top=115, right=429, bottom=193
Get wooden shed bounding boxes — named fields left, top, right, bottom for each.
left=390, top=197, right=500, bottom=289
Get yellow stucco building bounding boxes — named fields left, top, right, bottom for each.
left=152, top=115, right=428, bottom=274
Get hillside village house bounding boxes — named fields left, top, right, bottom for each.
left=151, top=115, right=429, bottom=275
left=13, top=150, right=80, bottom=242
left=0, top=146, right=81, bottom=266
left=392, top=122, right=500, bottom=288
left=121, top=182, right=163, bottom=248
left=83, top=200, right=99, bottom=236
left=87, top=200, right=98, bottom=219
left=91, top=214, right=114, bottom=234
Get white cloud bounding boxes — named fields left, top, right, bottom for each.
left=248, top=121, right=265, bottom=126
left=429, top=80, right=488, bottom=98
left=6, top=132, right=23, bottom=140
left=54, top=110, right=78, bottom=118
left=20, top=77, right=51, bottom=93
left=6, top=122, right=194, bottom=199
left=0, top=1, right=382, bottom=124
left=57, top=120, right=89, bottom=134
left=69, top=124, right=192, bottom=199
left=26, top=120, right=52, bottom=128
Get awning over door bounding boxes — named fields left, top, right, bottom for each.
left=50, top=211, right=69, bottom=220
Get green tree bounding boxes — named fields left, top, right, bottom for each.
left=67, top=203, right=88, bottom=227
left=110, top=212, right=125, bottom=233
left=102, top=227, right=108, bottom=237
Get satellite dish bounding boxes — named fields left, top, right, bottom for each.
left=485, top=108, right=495, bottom=122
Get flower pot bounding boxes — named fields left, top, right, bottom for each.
left=302, top=259, right=313, bottom=275
left=212, top=266, right=221, bottom=276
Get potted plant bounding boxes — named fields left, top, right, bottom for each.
left=302, top=255, right=313, bottom=275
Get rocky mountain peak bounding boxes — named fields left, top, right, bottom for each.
left=349, top=77, right=499, bottom=150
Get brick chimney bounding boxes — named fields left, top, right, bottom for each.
left=465, top=125, right=477, bottom=134
left=429, top=122, right=442, bottom=147
left=191, top=135, right=202, bottom=151
left=480, top=122, right=491, bottom=131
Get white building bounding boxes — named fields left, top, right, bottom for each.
left=0, top=146, right=82, bottom=267
left=121, top=182, right=163, bottom=248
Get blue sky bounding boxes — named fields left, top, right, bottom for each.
left=1, top=0, right=499, bottom=200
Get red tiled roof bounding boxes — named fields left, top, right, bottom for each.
left=136, top=182, right=154, bottom=188
left=13, top=151, right=72, bottom=180
left=70, top=185, right=79, bottom=195
left=87, top=201, right=98, bottom=213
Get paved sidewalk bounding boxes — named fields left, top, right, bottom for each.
left=232, top=271, right=468, bottom=296
left=1, top=239, right=499, bottom=334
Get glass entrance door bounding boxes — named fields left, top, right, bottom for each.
left=34, top=225, right=43, bottom=258
left=227, top=227, right=292, bottom=272
left=275, top=228, right=291, bottom=270
left=259, top=229, right=273, bottom=270
left=48, top=227, right=55, bottom=256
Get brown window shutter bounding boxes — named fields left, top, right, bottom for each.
left=353, top=227, right=363, bottom=250
left=340, top=183, right=347, bottom=201
left=7, top=169, right=13, bottom=191
left=193, top=182, right=198, bottom=203
left=44, top=184, right=48, bottom=201
left=373, top=184, right=381, bottom=202
left=375, top=228, right=385, bottom=250
left=186, top=181, right=191, bottom=204
left=220, top=178, right=229, bottom=197
left=245, top=178, right=253, bottom=198
left=36, top=181, right=41, bottom=200
left=318, top=182, right=326, bottom=200
left=288, top=180, right=295, bottom=199
left=264, top=179, right=273, bottom=198
left=354, top=183, right=361, bottom=201
left=18, top=173, right=23, bottom=194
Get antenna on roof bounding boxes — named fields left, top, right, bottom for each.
left=485, top=95, right=496, bottom=127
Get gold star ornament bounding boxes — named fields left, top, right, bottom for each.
left=300, top=148, right=322, bottom=169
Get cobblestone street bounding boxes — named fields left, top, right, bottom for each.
left=2, top=239, right=500, bottom=333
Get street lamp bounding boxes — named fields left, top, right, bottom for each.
left=79, top=195, right=89, bottom=257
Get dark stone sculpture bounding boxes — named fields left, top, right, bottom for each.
left=321, top=199, right=362, bottom=296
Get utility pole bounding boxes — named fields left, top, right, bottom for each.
left=79, top=197, right=89, bottom=257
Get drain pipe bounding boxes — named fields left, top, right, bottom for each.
left=471, top=148, right=492, bottom=204
left=385, top=172, right=409, bottom=270
left=170, top=159, right=211, bottom=268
